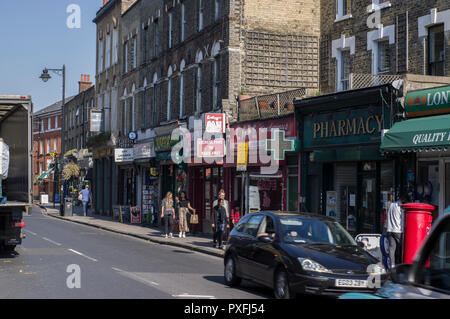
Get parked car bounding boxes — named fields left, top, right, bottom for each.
left=340, top=213, right=450, bottom=299
left=223, top=212, right=387, bottom=299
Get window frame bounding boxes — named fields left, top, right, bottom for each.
left=428, top=24, right=445, bottom=76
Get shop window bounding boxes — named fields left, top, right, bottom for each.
left=428, top=24, right=445, bottom=76
left=417, top=161, right=440, bottom=217
left=377, top=40, right=390, bottom=74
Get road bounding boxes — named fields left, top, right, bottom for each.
left=0, top=207, right=272, bottom=299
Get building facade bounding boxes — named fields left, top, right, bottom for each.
left=32, top=99, right=68, bottom=201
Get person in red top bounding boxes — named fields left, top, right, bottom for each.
left=230, top=206, right=241, bottom=230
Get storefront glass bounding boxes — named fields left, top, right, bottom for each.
left=380, top=161, right=394, bottom=231
left=142, top=167, right=160, bottom=224
left=249, top=171, right=283, bottom=212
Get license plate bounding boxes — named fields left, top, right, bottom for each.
left=335, top=279, right=368, bottom=288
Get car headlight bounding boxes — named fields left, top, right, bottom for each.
left=298, top=258, right=331, bottom=273
left=368, top=262, right=386, bottom=275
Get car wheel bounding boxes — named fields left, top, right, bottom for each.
left=2, top=245, right=16, bottom=252
left=274, top=269, right=293, bottom=299
left=224, top=255, right=242, bottom=287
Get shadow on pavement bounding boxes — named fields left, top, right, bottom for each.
left=203, top=275, right=274, bottom=298
left=0, top=249, right=20, bottom=259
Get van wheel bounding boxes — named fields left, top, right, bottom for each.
left=274, top=268, right=293, bottom=299
left=224, top=255, right=241, bottom=287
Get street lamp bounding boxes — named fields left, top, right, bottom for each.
left=40, top=65, right=66, bottom=213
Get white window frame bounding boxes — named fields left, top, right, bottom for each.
left=181, top=3, right=186, bottom=42
left=54, top=138, right=58, bottom=153
left=48, top=117, right=51, bottom=130
left=41, top=119, right=44, bottom=132
left=332, top=35, right=355, bottom=91
left=367, top=24, right=395, bottom=75
left=113, top=28, right=119, bottom=64
left=40, top=140, right=44, bottom=155
left=168, top=12, right=173, bottom=48
left=179, top=60, right=185, bottom=118
left=99, top=38, right=104, bottom=72
left=339, top=49, right=351, bottom=91
left=198, top=0, right=204, bottom=31
left=335, top=0, right=352, bottom=22
left=215, top=0, right=221, bottom=21
left=106, top=32, right=111, bottom=69
left=55, top=116, right=58, bottom=129
left=367, top=0, right=391, bottom=13
left=124, top=41, right=129, bottom=73
left=47, top=139, right=51, bottom=154
left=133, top=37, right=137, bottom=69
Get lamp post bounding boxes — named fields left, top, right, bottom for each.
left=40, top=65, right=66, bottom=214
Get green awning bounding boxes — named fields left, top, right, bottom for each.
left=381, top=114, right=450, bottom=152
left=37, top=167, right=54, bottom=180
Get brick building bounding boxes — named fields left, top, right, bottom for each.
left=319, top=0, right=450, bottom=93
left=91, top=0, right=321, bottom=223
left=33, top=98, right=73, bottom=201
left=63, top=75, right=95, bottom=153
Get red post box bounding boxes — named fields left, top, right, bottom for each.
left=402, top=203, right=434, bottom=264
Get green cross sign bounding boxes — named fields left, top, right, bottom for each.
left=265, top=129, right=295, bottom=161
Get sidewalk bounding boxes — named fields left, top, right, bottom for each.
left=37, top=203, right=225, bottom=258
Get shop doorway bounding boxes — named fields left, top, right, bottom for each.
left=358, top=162, right=377, bottom=233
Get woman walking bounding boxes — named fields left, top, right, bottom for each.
left=161, top=192, right=175, bottom=238
left=176, top=191, right=196, bottom=238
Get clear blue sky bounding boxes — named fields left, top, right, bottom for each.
left=0, top=0, right=103, bottom=112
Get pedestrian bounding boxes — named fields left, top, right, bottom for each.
left=161, top=191, right=175, bottom=238
left=386, top=194, right=408, bottom=269
left=79, top=184, right=92, bottom=216
left=175, top=191, right=196, bottom=238
left=230, top=206, right=241, bottom=230
left=213, top=189, right=230, bottom=241
left=212, top=198, right=229, bottom=249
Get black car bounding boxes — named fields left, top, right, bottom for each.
left=224, top=212, right=387, bottom=299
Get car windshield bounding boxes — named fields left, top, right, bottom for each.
left=279, top=216, right=357, bottom=246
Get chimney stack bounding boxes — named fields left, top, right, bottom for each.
left=78, top=74, right=93, bottom=93
left=103, top=0, right=108, bottom=6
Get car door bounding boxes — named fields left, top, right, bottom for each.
left=250, top=215, right=279, bottom=286
left=237, top=214, right=265, bottom=278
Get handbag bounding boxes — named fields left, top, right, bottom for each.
left=190, top=213, right=199, bottom=224
left=78, top=193, right=83, bottom=201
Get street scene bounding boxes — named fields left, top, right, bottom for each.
left=1, top=0, right=450, bottom=306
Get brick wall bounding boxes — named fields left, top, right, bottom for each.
left=320, top=0, right=450, bottom=94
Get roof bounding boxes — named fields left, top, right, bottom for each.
left=93, top=0, right=118, bottom=23
left=33, top=96, right=75, bottom=117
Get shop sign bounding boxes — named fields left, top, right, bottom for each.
left=114, top=148, right=134, bottom=162
left=205, top=113, right=226, bottom=133
left=134, top=142, right=155, bottom=160
left=116, top=136, right=135, bottom=148
left=196, top=138, right=225, bottom=158
left=154, top=135, right=180, bottom=152
left=131, top=206, right=141, bottom=224
left=405, top=85, right=450, bottom=118
left=90, top=109, right=103, bottom=132
left=236, top=142, right=248, bottom=171
left=303, top=108, right=384, bottom=149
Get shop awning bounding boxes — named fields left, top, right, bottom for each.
left=381, top=114, right=450, bottom=153
left=37, top=167, right=54, bottom=180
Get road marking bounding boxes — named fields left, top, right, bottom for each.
left=172, top=293, right=216, bottom=299
left=42, top=237, right=62, bottom=246
left=68, top=249, right=98, bottom=262
left=112, top=267, right=160, bottom=286
left=23, top=230, right=37, bottom=236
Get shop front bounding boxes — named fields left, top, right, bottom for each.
left=92, top=146, right=115, bottom=216
left=133, top=140, right=158, bottom=225
left=295, top=85, right=398, bottom=235
left=225, top=115, right=299, bottom=217
left=381, top=85, right=450, bottom=220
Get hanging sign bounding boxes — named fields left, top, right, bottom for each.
left=405, top=85, right=450, bottom=118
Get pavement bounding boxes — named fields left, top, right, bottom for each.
left=36, top=202, right=226, bottom=258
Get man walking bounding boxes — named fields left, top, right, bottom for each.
left=213, top=189, right=230, bottom=241
left=386, top=194, right=408, bottom=269
left=80, top=184, right=92, bottom=216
